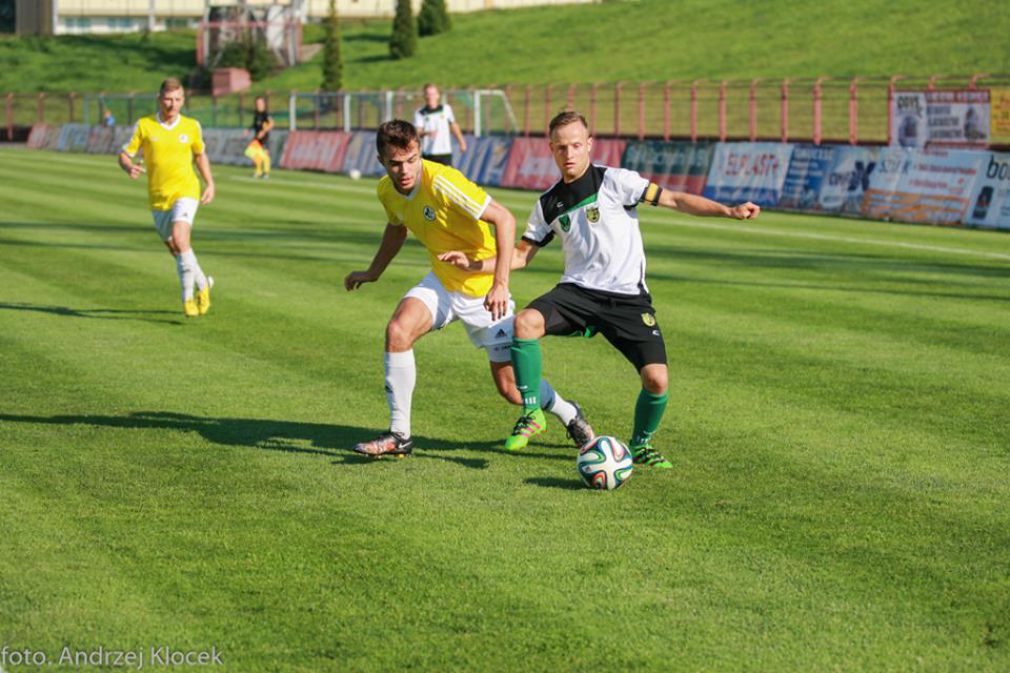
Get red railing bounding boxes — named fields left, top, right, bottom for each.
left=7, top=73, right=1009, bottom=147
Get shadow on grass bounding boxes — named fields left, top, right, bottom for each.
left=0, top=410, right=500, bottom=470
left=524, top=476, right=583, bottom=490
left=0, top=302, right=183, bottom=325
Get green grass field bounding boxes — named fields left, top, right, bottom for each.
left=1, top=148, right=1009, bottom=672
left=2, top=0, right=1007, bottom=94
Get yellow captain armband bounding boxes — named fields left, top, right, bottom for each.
left=642, top=183, right=663, bottom=206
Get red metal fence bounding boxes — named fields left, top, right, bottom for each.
left=7, top=73, right=1009, bottom=147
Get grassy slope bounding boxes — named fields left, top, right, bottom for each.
left=0, top=149, right=1008, bottom=671
left=1, top=0, right=1008, bottom=95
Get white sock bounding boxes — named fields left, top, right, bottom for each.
left=541, top=379, right=578, bottom=425
left=176, top=251, right=196, bottom=301
left=180, top=249, right=208, bottom=291
left=385, top=350, right=416, bottom=438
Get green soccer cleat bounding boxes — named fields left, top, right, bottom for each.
left=504, top=408, right=547, bottom=451
left=630, top=442, right=673, bottom=469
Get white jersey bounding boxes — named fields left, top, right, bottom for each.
left=523, top=165, right=652, bottom=295
left=414, top=104, right=456, bottom=156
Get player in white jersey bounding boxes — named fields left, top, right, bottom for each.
left=414, top=83, right=467, bottom=166
left=442, top=111, right=759, bottom=465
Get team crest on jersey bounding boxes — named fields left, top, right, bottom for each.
left=423, top=206, right=436, bottom=221
left=641, top=313, right=656, bottom=327
left=179, top=134, right=189, bottom=143
left=559, top=214, right=571, bottom=232
left=586, top=205, right=600, bottom=223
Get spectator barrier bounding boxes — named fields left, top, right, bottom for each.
left=24, top=123, right=1010, bottom=230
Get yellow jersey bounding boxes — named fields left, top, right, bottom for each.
left=122, top=113, right=205, bottom=210
left=377, top=160, right=496, bottom=297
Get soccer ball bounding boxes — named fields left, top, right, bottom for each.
left=348, top=169, right=362, bottom=180
left=576, top=436, right=633, bottom=491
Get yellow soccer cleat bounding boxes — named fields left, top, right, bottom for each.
left=196, top=276, right=214, bottom=315
left=183, top=298, right=199, bottom=318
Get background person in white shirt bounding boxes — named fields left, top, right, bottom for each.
left=414, top=83, right=467, bottom=166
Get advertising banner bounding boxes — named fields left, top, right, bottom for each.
left=500, top=137, right=557, bottom=190
left=452, top=135, right=513, bottom=187
left=341, top=131, right=386, bottom=178
left=891, top=90, right=990, bottom=147
left=861, top=147, right=983, bottom=225
left=56, top=124, right=90, bottom=152
left=277, top=130, right=349, bottom=173
left=621, top=140, right=713, bottom=195
left=702, top=142, right=794, bottom=206
left=814, top=145, right=881, bottom=216
left=26, top=124, right=57, bottom=150
left=990, top=88, right=1010, bottom=145
left=965, top=152, right=1010, bottom=230
left=591, top=138, right=628, bottom=171
left=778, top=144, right=837, bottom=211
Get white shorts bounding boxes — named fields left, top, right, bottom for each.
left=405, top=271, right=515, bottom=363
left=151, top=197, right=198, bottom=241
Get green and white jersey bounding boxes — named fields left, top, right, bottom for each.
left=523, top=164, right=652, bottom=295
left=414, top=104, right=456, bottom=156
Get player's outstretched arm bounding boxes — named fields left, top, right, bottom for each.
left=344, top=223, right=408, bottom=291
left=437, top=239, right=540, bottom=274
left=118, top=152, right=144, bottom=180
left=195, top=153, right=216, bottom=205
left=478, top=199, right=515, bottom=320
left=655, top=189, right=760, bottom=220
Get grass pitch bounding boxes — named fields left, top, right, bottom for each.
left=1, top=149, right=1009, bottom=672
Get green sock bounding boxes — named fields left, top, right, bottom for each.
left=511, top=338, right=542, bottom=414
left=631, top=389, right=668, bottom=447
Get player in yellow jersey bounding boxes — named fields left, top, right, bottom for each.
left=344, top=120, right=594, bottom=457
left=118, top=78, right=216, bottom=318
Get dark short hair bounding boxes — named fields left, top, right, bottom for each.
left=549, top=110, right=589, bottom=137
left=376, top=119, right=419, bottom=159
left=159, top=78, right=184, bottom=95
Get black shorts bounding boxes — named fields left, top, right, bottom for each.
left=526, top=283, right=667, bottom=371
left=422, top=153, right=453, bottom=166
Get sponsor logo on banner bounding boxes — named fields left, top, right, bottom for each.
left=702, top=142, right=793, bottom=206
left=817, top=146, right=880, bottom=215
left=891, top=90, right=991, bottom=147
left=621, top=140, right=714, bottom=195
left=965, top=152, right=1010, bottom=230
left=990, top=89, right=1010, bottom=145
left=779, top=145, right=836, bottom=211
left=861, top=147, right=983, bottom=225
left=892, top=92, right=927, bottom=148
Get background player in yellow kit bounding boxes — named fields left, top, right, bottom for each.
left=344, top=120, right=594, bottom=457
left=118, top=78, right=216, bottom=317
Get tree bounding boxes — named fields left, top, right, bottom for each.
left=418, top=0, right=451, bottom=37
left=321, top=0, right=343, bottom=90
left=217, top=33, right=278, bottom=82
left=388, top=0, right=416, bottom=60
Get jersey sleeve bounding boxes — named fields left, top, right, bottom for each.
left=432, top=169, right=491, bottom=222
left=522, top=199, right=555, bottom=247
left=121, top=121, right=142, bottom=156
left=611, top=167, right=651, bottom=207
left=191, top=120, right=206, bottom=155
left=444, top=104, right=456, bottom=125
left=413, top=109, right=425, bottom=129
